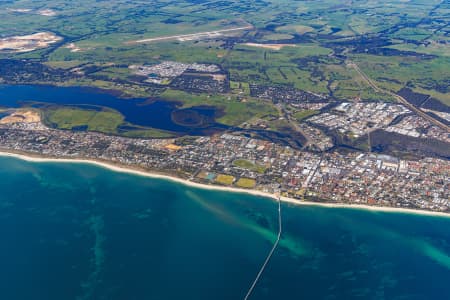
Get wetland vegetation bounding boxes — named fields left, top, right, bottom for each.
left=0, top=0, right=448, bottom=151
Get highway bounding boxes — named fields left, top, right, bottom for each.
left=275, top=104, right=313, bottom=149
left=348, top=61, right=449, bottom=133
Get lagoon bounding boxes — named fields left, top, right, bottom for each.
left=0, top=84, right=227, bottom=135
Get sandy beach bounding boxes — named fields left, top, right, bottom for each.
left=0, top=150, right=448, bottom=218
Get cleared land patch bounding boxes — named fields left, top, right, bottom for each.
left=242, top=43, right=297, bottom=51
left=0, top=110, right=41, bottom=124
left=0, top=32, right=61, bottom=53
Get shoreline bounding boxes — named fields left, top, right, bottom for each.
left=0, top=150, right=449, bottom=218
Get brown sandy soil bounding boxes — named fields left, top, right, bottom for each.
left=242, top=43, right=297, bottom=50
left=0, top=32, right=62, bottom=53
left=0, top=110, right=41, bottom=124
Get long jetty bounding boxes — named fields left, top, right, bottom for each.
left=244, top=195, right=282, bottom=300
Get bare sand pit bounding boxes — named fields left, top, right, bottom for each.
left=0, top=110, right=41, bottom=124
left=65, top=43, right=83, bottom=52
left=0, top=32, right=62, bottom=53
left=242, top=43, right=297, bottom=50
left=7, top=8, right=57, bottom=16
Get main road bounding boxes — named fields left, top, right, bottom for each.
left=348, top=61, right=449, bottom=133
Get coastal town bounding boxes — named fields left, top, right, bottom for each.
left=1, top=1, right=450, bottom=298
left=0, top=112, right=448, bottom=214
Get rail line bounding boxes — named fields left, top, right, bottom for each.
left=243, top=195, right=282, bottom=300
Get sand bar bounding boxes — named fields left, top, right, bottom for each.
left=0, top=150, right=448, bottom=218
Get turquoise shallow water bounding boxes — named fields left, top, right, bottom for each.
left=0, top=156, right=449, bottom=300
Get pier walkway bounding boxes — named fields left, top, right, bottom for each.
left=244, top=196, right=282, bottom=300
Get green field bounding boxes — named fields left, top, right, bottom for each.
left=294, top=110, right=320, bottom=122
left=235, top=178, right=257, bottom=188
left=44, top=108, right=124, bottom=133
left=0, top=0, right=448, bottom=113
left=233, top=159, right=267, bottom=174
left=215, top=174, right=235, bottom=185
left=351, top=54, right=450, bottom=104
left=43, top=107, right=175, bottom=138
left=160, top=89, right=278, bottom=126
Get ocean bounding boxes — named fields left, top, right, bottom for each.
left=0, top=156, right=449, bottom=300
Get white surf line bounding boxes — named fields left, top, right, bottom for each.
left=132, top=26, right=253, bottom=43
left=1, top=151, right=449, bottom=218
left=244, top=195, right=282, bottom=300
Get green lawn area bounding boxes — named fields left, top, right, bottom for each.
left=121, top=128, right=175, bottom=138
left=387, top=42, right=450, bottom=58
left=235, top=178, right=256, bottom=188
left=275, top=24, right=314, bottom=34
left=44, top=107, right=124, bottom=133
left=294, top=110, right=319, bottom=122
left=260, top=33, right=294, bottom=41
left=160, top=89, right=278, bottom=126
left=43, top=107, right=175, bottom=138
left=233, top=159, right=267, bottom=174
left=230, top=81, right=251, bottom=95
left=215, top=174, right=235, bottom=185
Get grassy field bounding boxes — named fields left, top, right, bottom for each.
left=233, top=159, right=267, bottom=174
left=43, top=107, right=175, bottom=138
left=121, top=128, right=175, bottom=139
left=294, top=110, right=319, bottom=122
left=351, top=54, right=450, bottom=104
left=223, top=44, right=333, bottom=94
left=160, top=89, right=278, bottom=126
left=235, top=178, right=256, bottom=188
left=215, top=174, right=235, bottom=185
left=44, top=108, right=124, bottom=133
left=1, top=0, right=448, bottom=111
left=229, top=81, right=251, bottom=95
left=387, top=43, right=450, bottom=58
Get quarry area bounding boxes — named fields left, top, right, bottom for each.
left=0, top=32, right=61, bottom=53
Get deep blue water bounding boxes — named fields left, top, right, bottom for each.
left=0, top=156, right=449, bottom=300
left=0, top=84, right=226, bottom=134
